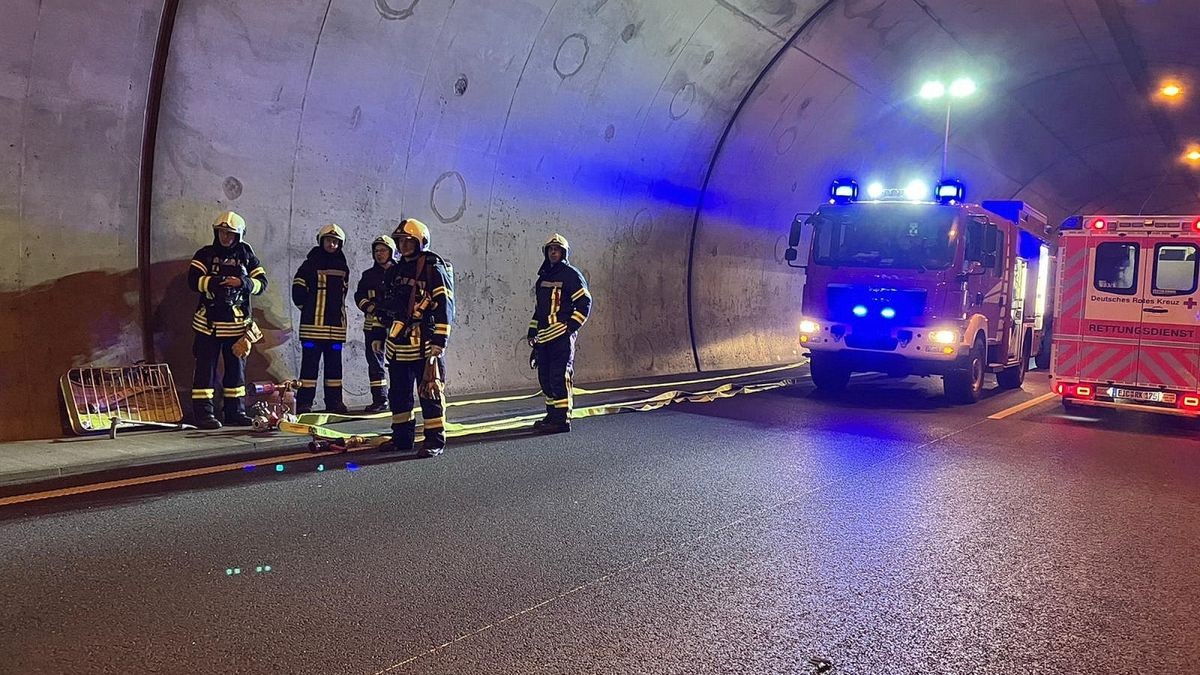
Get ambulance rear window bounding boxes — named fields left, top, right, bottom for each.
left=1152, top=244, right=1198, bottom=296
left=1093, top=242, right=1138, bottom=295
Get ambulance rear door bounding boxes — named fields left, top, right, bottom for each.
left=1073, top=229, right=1143, bottom=388
left=1134, top=234, right=1200, bottom=393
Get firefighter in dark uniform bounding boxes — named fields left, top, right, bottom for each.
left=378, top=218, right=454, bottom=456
left=353, top=235, right=397, bottom=413
left=188, top=211, right=269, bottom=429
left=528, top=233, right=591, bottom=433
left=291, top=224, right=351, bottom=414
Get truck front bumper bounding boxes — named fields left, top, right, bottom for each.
left=799, top=320, right=967, bottom=376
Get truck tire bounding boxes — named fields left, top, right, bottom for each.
left=944, top=337, right=986, bottom=404
left=996, top=337, right=1029, bottom=390
left=809, top=353, right=851, bottom=392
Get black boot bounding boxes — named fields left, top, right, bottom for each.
left=364, top=399, right=388, bottom=413
left=324, top=402, right=349, bottom=415
left=224, top=411, right=255, bottom=427
left=418, top=444, right=444, bottom=458
left=380, top=428, right=415, bottom=453
left=196, top=415, right=222, bottom=430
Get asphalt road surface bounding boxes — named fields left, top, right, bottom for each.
left=2, top=372, right=1198, bottom=674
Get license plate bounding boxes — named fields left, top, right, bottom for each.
left=1109, top=387, right=1176, bottom=403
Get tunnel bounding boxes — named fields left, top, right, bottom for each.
left=2, top=0, right=1197, bottom=440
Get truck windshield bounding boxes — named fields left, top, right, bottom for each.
left=811, top=203, right=959, bottom=270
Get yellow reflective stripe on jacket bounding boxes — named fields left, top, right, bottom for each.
left=249, top=266, right=266, bottom=278
left=571, top=287, right=590, bottom=302
left=298, top=326, right=348, bottom=341
left=190, top=260, right=207, bottom=273
left=548, top=288, right=561, bottom=324
left=536, top=323, right=569, bottom=343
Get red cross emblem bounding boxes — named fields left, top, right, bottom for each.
left=1186, top=298, right=1198, bottom=310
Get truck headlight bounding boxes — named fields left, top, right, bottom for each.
left=799, top=320, right=821, bottom=334
left=930, top=330, right=958, bottom=345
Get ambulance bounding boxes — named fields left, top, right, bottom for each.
left=1050, top=215, right=1200, bottom=416
left=785, top=178, right=1056, bottom=403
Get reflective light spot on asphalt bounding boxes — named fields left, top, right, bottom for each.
left=346, top=463, right=359, bottom=471
left=275, top=464, right=284, bottom=472
left=317, top=464, right=325, bottom=472
left=243, top=465, right=256, bottom=471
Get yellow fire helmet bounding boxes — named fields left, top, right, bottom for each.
left=317, top=223, right=346, bottom=244
left=393, top=218, right=430, bottom=250
left=212, top=210, right=246, bottom=236
left=372, top=234, right=397, bottom=257
left=543, top=232, right=570, bottom=259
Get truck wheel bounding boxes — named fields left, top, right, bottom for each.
left=809, top=354, right=851, bottom=392
left=944, top=337, right=986, bottom=404
left=996, top=340, right=1028, bottom=390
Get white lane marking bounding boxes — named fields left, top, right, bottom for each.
left=988, top=392, right=1057, bottom=420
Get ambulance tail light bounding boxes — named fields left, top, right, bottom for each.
left=1057, top=383, right=1093, bottom=399
left=1180, top=395, right=1200, bottom=410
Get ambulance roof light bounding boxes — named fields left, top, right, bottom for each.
left=1090, top=218, right=1107, bottom=231
left=1192, top=218, right=1200, bottom=232
left=1059, top=216, right=1082, bottom=231
left=829, top=179, right=859, bottom=204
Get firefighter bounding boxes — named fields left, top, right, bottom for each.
left=527, top=233, right=591, bottom=433
left=187, top=211, right=269, bottom=429
left=291, top=224, right=351, bottom=414
left=353, top=235, right=397, bottom=412
left=378, top=218, right=455, bottom=456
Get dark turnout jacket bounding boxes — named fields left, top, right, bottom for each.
left=291, top=246, right=350, bottom=343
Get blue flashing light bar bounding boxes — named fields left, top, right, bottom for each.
left=880, top=307, right=896, bottom=319
left=830, top=177, right=965, bottom=204
left=852, top=304, right=869, bottom=317
left=935, top=179, right=965, bottom=205
left=829, top=178, right=859, bottom=204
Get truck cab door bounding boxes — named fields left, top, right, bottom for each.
left=1135, top=237, right=1200, bottom=391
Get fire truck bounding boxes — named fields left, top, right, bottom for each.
left=1050, top=214, right=1200, bottom=416
left=785, top=178, right=1055, bottom=403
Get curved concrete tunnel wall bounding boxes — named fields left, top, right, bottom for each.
left=147, top=0, right=813, bottom=408
left=4, top=0, right=1198, bottom=440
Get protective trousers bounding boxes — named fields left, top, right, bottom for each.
left=364, top=328, right=388, bottom=405
left=192, top=333, right=246, bottom=419
left=537, top=332, right=575, bottom=422
left=296, top=340, right=344, bottom=410
left=388, top=356, right=446, bottom=450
